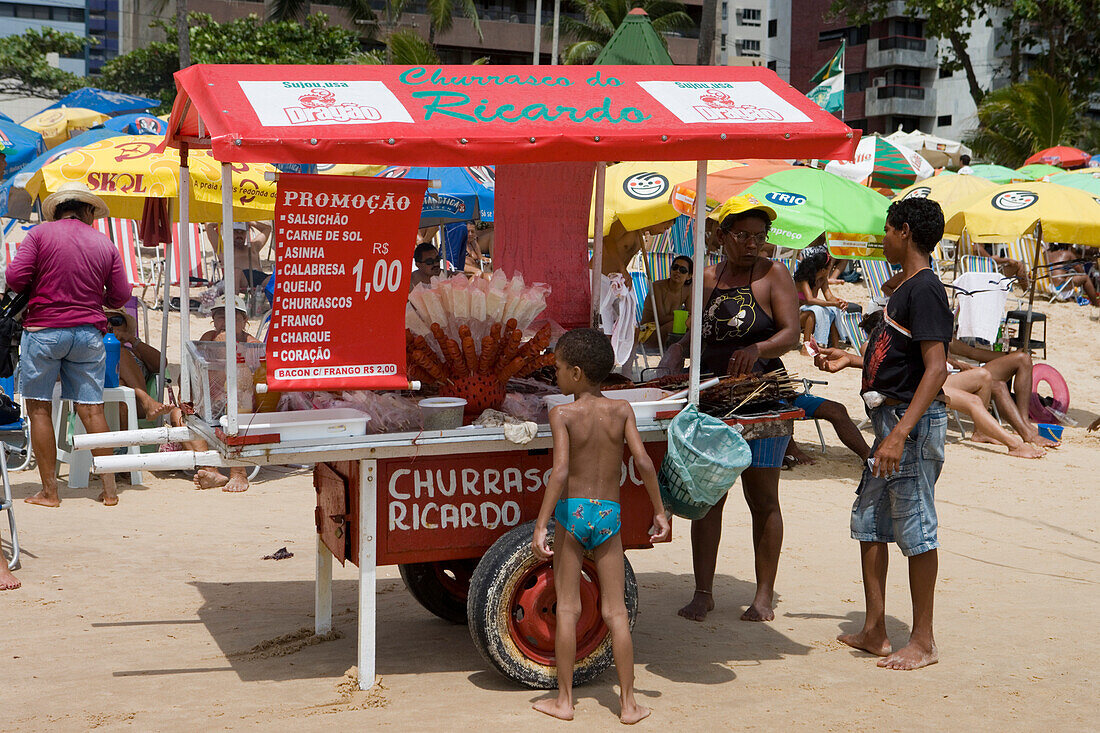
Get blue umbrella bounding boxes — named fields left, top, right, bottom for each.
left=39, top=88, right=158, bottom=117
left=376, top=165, right=495, bottom=224
left=0, top=120, right=46, bottom=183
left=0, top=128, right=119, bottom=219
left=96, top=112, right=166, bottom=136
left=0, top=111, right=11, bottom=123
left=1089, top=154, right=1100, bottom=168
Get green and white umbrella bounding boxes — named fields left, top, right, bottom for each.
left=816, top=134, right=934, bottom=195
left=969, top=163, right=1033, bottom=184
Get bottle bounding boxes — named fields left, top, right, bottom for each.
left=103, top=332, right=120, bottom=388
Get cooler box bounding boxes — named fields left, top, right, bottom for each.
left=218, top=408, right=370, bottom=442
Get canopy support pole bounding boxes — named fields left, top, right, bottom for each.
left=1021, top=223, right=1042, bottom=352
left=641, top=237, right=664, bottom=357
left=533, top=0, right=543, bottom=63
left=178, top=146, right=192, bottom=402
left=591, top=162, right=606, bottom=328
left=158, top=204, right=175, bottom=403
left=221, top=163, right=238, bottom=436
left=689, top=162, right=707, bottom=406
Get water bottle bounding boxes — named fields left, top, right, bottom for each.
left=103, top=332, right=120, bottom=388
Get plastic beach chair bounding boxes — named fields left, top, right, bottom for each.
left=0, top=376, right=23, bottom=572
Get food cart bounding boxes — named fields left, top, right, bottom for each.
left=75, top=64, right=857, bottom=690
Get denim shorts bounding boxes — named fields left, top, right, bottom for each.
left=851, top=401, right=946, bottom=556
left=19, top=326, right=105, bottom=403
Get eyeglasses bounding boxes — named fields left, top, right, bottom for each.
left=670, top=264, right=691, bottom=274
left=418, top=255, right=442, bottom=265
left=107, top=314, right=126, bottom=327
left=723, top=230, right=769, bottom=246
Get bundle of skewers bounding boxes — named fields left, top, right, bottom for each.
left=405, top=272, right=555, bottom=416
left=623, top=369, right=803, bottom=416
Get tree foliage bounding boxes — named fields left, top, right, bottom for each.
left=559, top=0, right=694, bottom=64
left=97, top=13, right=362, bottom=113
left=963, top=72, right=1086, bottom=166
left=0, top=28, right=87, bottom=98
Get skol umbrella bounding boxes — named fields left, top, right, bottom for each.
left=884, top=128, right=971, bottom=168
left=590, top=160, right=742, bottom=236
left=0, top=128, right=121, bottom=219
left=23, top=135, right=275, bottom=222
left=894, top=172, right=996, bottom=207
left=1015, top=163, right=1064, bottom=181
left=1023, top=146, right=1090, bottom=169
left=40, top=88, right=159, bottom=117
left=377, top=165, right=495, bottom=224
left=968, top=163, right=1032, bottom=184
left=818, top=134, right=934, bottom=194
left=1046, top=170, right=1100, bottom=194
left=97, top=113, right=167, bottom=136
left=23, top=107, right=109, bottom=149
left=0, top=119, right=46, bottom=182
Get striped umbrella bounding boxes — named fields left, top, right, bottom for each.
left=817, top=134, right=934, bottom=194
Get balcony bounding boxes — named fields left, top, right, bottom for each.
left=865, top=35, right=937, bottom=69
left=865, top=85, right=937, bottom=117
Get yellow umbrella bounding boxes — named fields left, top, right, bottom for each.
left=23, top=135, right=275, bottom=222
left=943, top=182, right=1100, bottom=245
left=23, top=107, right=109, bottom=148
left=317, top=163, right=387, bottom=176
left=589, top=160, right=743, bottom=237
left=893, top=172, right=996, bottom=207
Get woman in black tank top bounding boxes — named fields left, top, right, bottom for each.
left=676, top=200, right=800, bottom=625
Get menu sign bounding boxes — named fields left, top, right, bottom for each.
left=267, top=173, right=429, bottom=391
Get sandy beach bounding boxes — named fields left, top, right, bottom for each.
left=2, top=285, right=1097, bottom=732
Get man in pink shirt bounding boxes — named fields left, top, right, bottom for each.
left=6, top=183, right=132, bottom=507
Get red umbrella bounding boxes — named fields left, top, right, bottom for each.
left=1024, top=146, right=1090, bottom=168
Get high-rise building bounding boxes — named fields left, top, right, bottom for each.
left=0, top=0, right=90, bottom=75
left=717, top=0, right=791, bottom=81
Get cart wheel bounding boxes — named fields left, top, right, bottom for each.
left=467, top=521, right=638, bottom=689
left=399, top=559, right=478, bottom=625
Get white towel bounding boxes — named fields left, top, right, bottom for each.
left=598, top=273, right=637, bottom=368
left=953, top=271, right=1011, bottom=344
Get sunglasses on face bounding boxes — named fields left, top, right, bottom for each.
left=418, top=255, right=442, bottom=265
left=724, top=230, right=769, bottom=246
left=670, top=264, right=691, bottom=274
left=107, top=314, right=126, bottom=327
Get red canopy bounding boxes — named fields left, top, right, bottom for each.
left=164, top=64, right=858, bottom=165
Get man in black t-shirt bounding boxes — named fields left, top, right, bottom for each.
left=813, top=197, right=951, bottom=672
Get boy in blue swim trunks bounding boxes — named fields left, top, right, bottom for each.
left=532, top=328, right=669, bottom=724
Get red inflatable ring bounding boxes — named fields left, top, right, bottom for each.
left=1029, top=363, right=1069, bottom=423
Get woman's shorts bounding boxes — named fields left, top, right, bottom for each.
left=19, top=326, right=105, bottom=403
left=746, top=435, right=791, bottom=469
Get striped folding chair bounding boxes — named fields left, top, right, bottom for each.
left=94, top=218, right=153, bottom=298
left=959, top=255, right=999, bottom=274
left=836, top=311, right=867, bottom=353
left=169, top=222, right=207, bottom=286
left=861, top=259, right=899, bottom=304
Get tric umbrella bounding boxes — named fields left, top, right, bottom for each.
left=1023, top=146, right=1090, bottom=169
left=968, top=163, right=1032, bottom=184
left=40, top=88, right=159, bottom=117
left=377, top=165, right=495, bottom=224
left=0, top=119, right=46, bottom=182
left=818, top=134, right=934, bottom=194
left=97, top=113, right=168, bottom=136
left=22, top=107, right=109, bottom=149
left=1015, top=163, right=1064, bottom=180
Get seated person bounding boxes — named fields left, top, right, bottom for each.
left=104, top=307, right=172, bottom=425
left=783, top=383, right=872, bottom=468
left=598, top=219, right=675, bottom=288
left=1047, top=244, right=1099, bottom=305
left=640, top=255, right=692, bottom=348
left=204, top=221, right=273, bottom=294
left=410, top=242, right=442, bottom=290
left=943, top=361, right=1045, bottom=458
left=793, top=243, right=851, bottom=354
left=970, top=242, right=1030, bottom=291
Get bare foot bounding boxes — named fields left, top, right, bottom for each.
left=1027, top=433, right=1059, bottom=448
left=194, top=469, right=229, bottom=490
left=620, top=699, right=651, bottom=725
left=740, top=599, right=775, bottom=622
left=0, top=566, right=20, bottom=591
left=677, top=591, right=714, bottom=622
left=838, top=630, right=892, bottom=657
left=97, top=491, right=119, bottom=506
left=969, top=432, right=1000, bottom=446
left=533, top=696, right=574, bottom=721
left=222, top=473, right=249, bottom=493
left=142, top=400, right=172, bottom=421
left=786, top=442, right=816, bottom=467
left=25, top=490, right=60, bottom=508
left=1007, top=442, right=1045, bottom=459
left=877, top=640, right=938, bottom=670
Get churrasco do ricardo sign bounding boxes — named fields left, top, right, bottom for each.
left=267, top=173, right=429, bottom=391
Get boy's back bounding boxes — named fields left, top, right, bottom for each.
left=551, top=395, right=633, bottom=503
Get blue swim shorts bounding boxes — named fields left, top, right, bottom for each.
left=746, top=435, right=791, bottom=469
left=555, top=498, right=621, bottom=551
left=792, top=392, right=827, bottom=419
left=19, top=326, right=105, bottom=403
left=851, top=401, right=947, bottom=556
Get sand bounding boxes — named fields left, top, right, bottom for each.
left=2, top=285, right=1097, bottom=732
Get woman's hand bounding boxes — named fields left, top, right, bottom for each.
left=727, top=343, right=760, bottom=376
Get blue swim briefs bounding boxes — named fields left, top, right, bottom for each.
left=554, top=498, right=621, bottom=551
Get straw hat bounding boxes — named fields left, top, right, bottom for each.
left=212, top=294, right=248, bottom=317
left=42, top=182, right=109, bottom=221
left=104, top=307, right=138, bottom=336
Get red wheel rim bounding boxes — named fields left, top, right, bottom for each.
left=506, top=558, right=607, bottom=666
left=431, top=560, right=474, bottom=602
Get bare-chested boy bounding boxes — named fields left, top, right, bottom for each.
left=532, top=328, right=669, bottom=724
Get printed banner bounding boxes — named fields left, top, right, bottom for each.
left=827, top=231, right=885, bottom=260
left=267, top=173, right=429, bottom=390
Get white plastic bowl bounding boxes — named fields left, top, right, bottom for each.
left=543, top=387, right=685, bottom=422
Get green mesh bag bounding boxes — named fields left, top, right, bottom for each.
left=658, top=404, right=752, bottom=519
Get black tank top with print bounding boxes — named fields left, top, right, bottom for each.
left=700, top=262, right=784, bottom=376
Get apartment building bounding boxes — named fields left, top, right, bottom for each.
left=1, top=0, right=92, bottom=74
left=716, top=0, right=791, bottom=81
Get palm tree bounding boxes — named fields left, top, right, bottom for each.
left=559, top=0, right=693, bottom=64
left=964, top=72, right=1086, bottom=167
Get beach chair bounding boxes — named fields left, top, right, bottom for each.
left=959, top=255, right=999, bottom=275
left=836, top=311, right=867, bottom=353
left=0, top=386, right=19, bottom=571
left=94, top=217, right=154, bottom=302
left=860, top=259, right=899, bottom=305
left=0, top=374, right=31, bottom=473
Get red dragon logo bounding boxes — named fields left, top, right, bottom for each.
left=297, top=88, right=337, bottom=108
left=694, top=89, right=782, bottom=122
left=282, top=87, right=381, bottom=125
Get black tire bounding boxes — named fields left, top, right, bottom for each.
left=399, top=559, right=479, bottom=624
left=467, top=521, right=638, bottom=689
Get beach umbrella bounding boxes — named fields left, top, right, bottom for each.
left=1088, top=154, right=1100, bottom=168
left=23, top=107, right=109, bottom=148
left=669, top=160, right=796, bottom=217
left=39, top=88, right=159, bottom=117
left=818, top=134, right=934, bottom=195
left=894, top=172, right=996, bottom=207
left=0, top=111, right=11, bottom=123
left=1015, top=163, right=1064, bottom=180
left=1046, top=170, right=1100, bottom=194
left=968, top=163, right=1032, bottom=184
left=884, top=128, right=971, bottom=168
left=943, top=182, right=1100, bottom=245
left=0, top=119, right=46, bottom=182
left=378, top=165, right=495, bottom=224
left=97, top=112, right=167, bottom=136
left=318, top=163, right=387, bottom=177
left=1023, top=146, right=1090, bottom=169
left=0, top=128, right=121, bottom=219
left=23, top=135, right=276, bottom=222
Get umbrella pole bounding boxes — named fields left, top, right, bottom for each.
left=640, top=235, right=664, bottom=358
left=158, top=202, right=174, bottom=404
left=689, top=161, right=707, bottom=406
left=221, top=163, right=238, bottom=436
left=591, top=162, right=606, bottom=328
left=1022, top=223, right=1042, bottom=353
left=952, top=229, right=963, bottom=281
left=179, top=147, right=192, bottom=402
